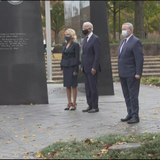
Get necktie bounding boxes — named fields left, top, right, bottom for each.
left=121, top=39, right=127, bottom=51
left=83, top=36, right=88, bottom=48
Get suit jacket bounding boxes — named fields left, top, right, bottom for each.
left=60, top=42, right=80, bottom=72
left=81, top=34, right=101, bottom=73
left=118, top=35, right=144, bottom=78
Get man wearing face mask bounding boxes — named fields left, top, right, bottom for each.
left=81, top=21, right=101, bottom=113
left=118, top=22, right=144, bottom=124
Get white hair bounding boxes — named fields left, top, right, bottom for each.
left=83, top=21, right=93, bottom=31
left=122, top=22, right=134, bottom=32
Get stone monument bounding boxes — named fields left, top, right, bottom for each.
left=0, top=1, right=48, bottom=105
left=64, top=1, right=114, bottom=95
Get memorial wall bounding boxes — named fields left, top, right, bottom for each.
left=0, top=1, right=48, bottom=105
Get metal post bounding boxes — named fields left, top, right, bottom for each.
left=45, top=1, right=53, bottom=82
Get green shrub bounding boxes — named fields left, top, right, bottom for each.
left=141, top=78, right=148, bottom=83
left=141, top=77, right=160, bottom=86
left=148, top=77, right=159, bottom=83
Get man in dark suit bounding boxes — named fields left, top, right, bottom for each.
left=81, top=22, right=101, bottom=113
left=118, top=22, right=144, bottom=124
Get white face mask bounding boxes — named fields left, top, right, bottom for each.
left=122, top=30, right=128, bottom=38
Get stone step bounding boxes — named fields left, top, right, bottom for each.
left=51, top=68, right=160, bottom=76
left=48, top=62, right=160, bottom=67
left=48, top=68, right=160, bottom=76
left=50, top=71, right=63, bottom=75
left=113, top=73, right=160, bottom=77
left=47, top=65, right=61, bottom=68
left=47, top=55, right=160, bottom=59
left=111, top=59, right=160, bottom=63
left=111, top=55, right=160, bottom=59
left=45, top=56, right=160, bottom=80
left=52, top=75, right=63, bottom=80
left=47, top=60, right=160, bottom=66
left=112, top=65, right=160, bottom=69
left=45, top=59, right=160, bottom=65
left=46, top=79, right=63, bottom=83
left=51, top=68, right=61, bottom=71
left=111, top=61, right=160, bottom=66
left=46, top=57, right=160, bottom=63
left=48, top=72, right=160, bottom=81
left=112, top=68, right=160, bottom=74
left=47, top=66, right=160, bottom=73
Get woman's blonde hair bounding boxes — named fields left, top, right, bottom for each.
left=65, top=28, right=77, bottom=42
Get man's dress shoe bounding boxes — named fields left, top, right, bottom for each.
left=88, top=108, right=99, bottom=113
left=121, top=116, right=132, bottom=122
left=82, top=107, right=92, bottom=112
left=127, top=118, right=139, bottom=124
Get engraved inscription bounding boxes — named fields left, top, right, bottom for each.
left=0, top=33, right=29, bottom=50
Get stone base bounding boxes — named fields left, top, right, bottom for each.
left=108, top=143, right=141, bottom=154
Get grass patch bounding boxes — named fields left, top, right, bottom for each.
left=141, top=77, right=160, bottom=87
left=113, top=76, right=160, bottom=87
left=37, top=133, right=160, bottom=159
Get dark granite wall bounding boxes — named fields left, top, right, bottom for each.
left=0, top=1, right=48, bottom=105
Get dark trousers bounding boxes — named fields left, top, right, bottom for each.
left=84, top=73, right=98, bottom=109
left=120, top=77, right=140, bottom=118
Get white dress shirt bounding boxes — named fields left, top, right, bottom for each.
left=87, top=32, right=93, bottom=42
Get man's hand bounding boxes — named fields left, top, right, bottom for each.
left=81, top=68, right=83, bottom=72
left=91, top=68, right=96, bottom=75
left=135, top=74, right=141, bottom=79
left=73, top=72, right=77, bottom=76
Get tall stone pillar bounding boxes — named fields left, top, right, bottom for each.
left=64, top=1, right=114, bottom=95
left=0, top=1, right=48, bottom=105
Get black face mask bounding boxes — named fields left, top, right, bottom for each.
left=82, top=29, right=89, bottom=35
left=65, top=36, right=71, bottom=41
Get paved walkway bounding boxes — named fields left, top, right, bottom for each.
left=0, top=82, right=160, bottom=159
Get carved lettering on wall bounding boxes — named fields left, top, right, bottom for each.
left=0, top=33, right=29, bottom=50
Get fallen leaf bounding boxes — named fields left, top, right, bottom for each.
left=153, top=153, right=158, bottom=157
left=23, top=135, right=27, bottom=138
left=76, top=149, right=81, bottom=152
left=101, top=149, right=108, bottom=154
left=36, top=152, right=41, bottom=158
left=23, top=151, right=29, bottom=155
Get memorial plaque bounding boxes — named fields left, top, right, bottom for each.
left=0, top=1, right=48, bottom=105
left=63, top=1, right=114, bottom=95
